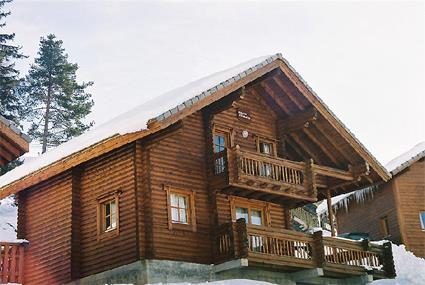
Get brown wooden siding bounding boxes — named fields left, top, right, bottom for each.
left=143, top=112, right=212, bottom=264
left=79, top=144, right=138, bottom=277
left=213, top=87, right=277, bottom=153
left=393, top=159, right=425, bottom=257
left=17, top=172, right=73, bottom=285
left=336, top=181, right=401, bottom=244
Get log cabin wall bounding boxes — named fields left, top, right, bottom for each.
left=336, top=181, right=401, bottom=244
left=393, top=159, right=425, bottom=257
left=78, top=143, right=139, bottom=277
left=16, top=172, right=73, bottom=285
left=141, top=112, right=212, bottom=263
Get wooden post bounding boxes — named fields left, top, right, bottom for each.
left=326, top=189, right=336, bottom=237
left=382, top=241, right=396, bottom=278
left=236, top=218, right=249, bottom=258
left=312, top=230, right=325, bottom=268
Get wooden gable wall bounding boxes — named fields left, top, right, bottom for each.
left=393, top=159, right=425, bottom=257
left=336, top=181, right=401, bottom=244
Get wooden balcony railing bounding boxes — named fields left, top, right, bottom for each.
left=211, top=146, right=317, bottom=201
left=215, top=219, right=396, bottom=279
left=0, top=241, right=27, bottom=284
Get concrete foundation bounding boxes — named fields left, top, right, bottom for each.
left=65, top=259, right=373, bottom=285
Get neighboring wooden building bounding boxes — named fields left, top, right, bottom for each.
left=335, top=142, right=425, bottom=258
left=0, top=54, right=396, bottom=285
left=0, top=115, right=30, bottom=167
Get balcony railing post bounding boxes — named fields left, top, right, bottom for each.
left=382, top=241, right=396, bottom=278
left=304, top=158, right=317, bottom=197
left=236, top=218, right=249, bottom=258
left=312, top=230, right=325, bottom=268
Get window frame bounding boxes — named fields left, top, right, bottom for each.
left=255, top=136, right=277, bottom=157
left=97, top=191, right=121, bottom=240
left=212, top=124, right=234, bottom=152
left=380, top=216, right=390, bottom=237
left=230, top=196, right=271, bottom=227
left=165, top=185, right=197, bottom=232
left=419, top=211, right=425, bottom=230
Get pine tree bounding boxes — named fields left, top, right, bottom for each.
left=0, top=0, right=25, bottom=125
left=22, top=34, right=94, bottom=153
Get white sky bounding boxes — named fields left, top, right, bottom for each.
left=5, top=0, right=425, bottom=165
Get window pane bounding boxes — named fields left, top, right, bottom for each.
left=171, top=207, right=179, bottom=222
left=105, top=203, right=110, bottom=216
left=236, top=207, right=249, bottom=223
left=178, top=196, right=187, bottom=209
left=420, top=212, right=425, bottom=229
left=170, top=194, right=178, bottom=207
left=214, top=134, right=226, bottom=153
left=251, top=209, right=263, bottom=226
left=260, top=142, right=272, bottom=155
left=180, top=209, right=188, bottom=224
left=110, top=200, right=116, bottom=215
left=105, top=216, right=111, bottom=230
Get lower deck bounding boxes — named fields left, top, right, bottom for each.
left=216, top=219, right=395, bottom=281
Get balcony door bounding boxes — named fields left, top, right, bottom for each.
left=213, top=130, right=230, bottom=175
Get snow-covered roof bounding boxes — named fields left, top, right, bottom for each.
left=0, top=54, right=278, bottom=191
left=0, top=52, right=390, bottom=198
left=0, top=115, right=31, bottom=143
left=317, top=141, right=425, bottom=215
left=386, top=141, right=425, bottom=175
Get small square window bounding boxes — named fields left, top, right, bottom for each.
left=259, top=142, right=273, bottom=156
left=165, top=186, right=196, bottom=232
left=419, top=211, right=425, bottom=230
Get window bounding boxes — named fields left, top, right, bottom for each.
left=256, top=138, right=276, bottom=157
left=213, top=130, right=230, bottom=175
left=170, top=193, right=189, bottom=224
left=213, top=132, right=227, bottom=153
left=259, top=141, right=273, bottom=156
left=97, top=191, right=121, bottom=239
left=231, top=197, right=270, bottom=227
left=380, top=216, right=390, bottom=237
left=420, top=211, right=425, bottom=230
left=165, top=186, right=196, bottom=231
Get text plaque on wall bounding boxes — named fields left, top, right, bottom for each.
left=236, top=108, right=252, bottom=122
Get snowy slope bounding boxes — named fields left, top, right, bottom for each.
left=0, top=55, right=274, bottom=191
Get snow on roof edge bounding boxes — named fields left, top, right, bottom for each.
left=0, top=54, right=281, bottom=191
left=318, top=141, right=425, bottom=215
left=0, top=114, right=32, bottom=143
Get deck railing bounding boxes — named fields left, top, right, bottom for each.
left=0, top=241, right=27, bottom=284
left=215, top=219, right=395, bottom=279
left=239, top=151, right=304, bottom=186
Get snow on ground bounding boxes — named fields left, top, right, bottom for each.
left=0, top=196, right=18, bottom=242
left=149, top=280, right=276, bottom=285
left=0, top=55, right=275, bottom=191
left=371, top=244, right=425, bottom=285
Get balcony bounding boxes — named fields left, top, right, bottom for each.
left=215, top=220, right=396, bottom=280
left=0, top=241, right=27, bottom=284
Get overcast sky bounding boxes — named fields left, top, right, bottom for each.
left=5, top=0, right=425, bottom=165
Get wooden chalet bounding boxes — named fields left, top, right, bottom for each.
left=336, top=142, right=425, bottom=258
left=0, top=54, right=396, bottom=285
